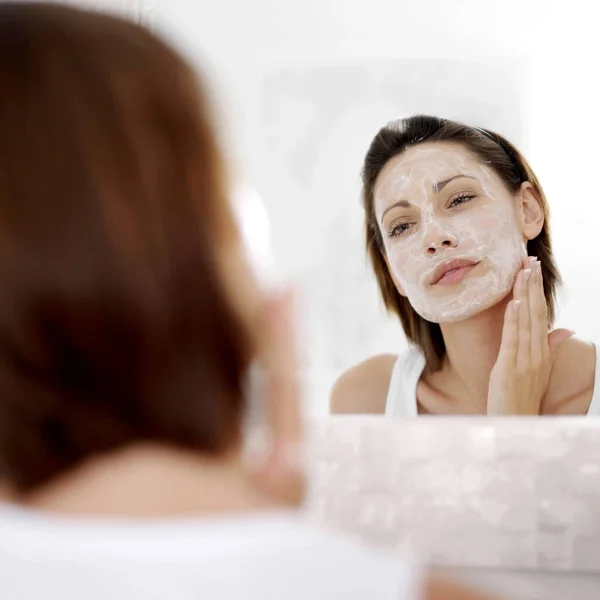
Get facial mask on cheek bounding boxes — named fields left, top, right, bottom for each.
left=376, top=143, right=530, bottom=324
left=387, top=203, right=527, bottom=324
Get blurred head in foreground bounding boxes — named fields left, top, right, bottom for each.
left=0, top=2, right=300, bottom=508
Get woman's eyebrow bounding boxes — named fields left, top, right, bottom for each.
left=381, top=199, right=410, bottom=223
left=379, top=174, right=479, bottom=224
left=434, top=174, right=477, bottom=193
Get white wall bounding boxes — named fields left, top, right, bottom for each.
left=525, top=6, right=600, bottom=343
left=154, top=0, right=600, bottom=416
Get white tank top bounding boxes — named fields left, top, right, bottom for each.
left=385, top=344, right=600, bottom=416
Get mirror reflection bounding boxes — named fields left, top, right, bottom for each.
left=228, top=5, right=600, bottom=418
left=330, top=115, right=596, bottom=417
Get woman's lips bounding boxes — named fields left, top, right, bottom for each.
left=429, top=259, right=480, bottom=285
left=435, top=264, right=478, bottom=285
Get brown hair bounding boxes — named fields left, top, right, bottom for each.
left=362, top=115, right=560, bottom=373
left=0, top=3, right=251, bottom=492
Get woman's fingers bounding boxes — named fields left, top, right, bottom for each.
left=515, top=266, right=531, bottom=366
left=497, top=258, right=530, bottom=369
left=263, top=288, right=302, bottom=450
left=496, top=297, right=519, bottom=368
left=529, top=258, right=547, bottom=363
left=488, top=256, right=553, bottom=416
left=488, top=297, right=519, bottom=413
left=249, top=287, right=305, bottom=505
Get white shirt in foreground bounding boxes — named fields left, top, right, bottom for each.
left=0, top=505, right=421, bottom=600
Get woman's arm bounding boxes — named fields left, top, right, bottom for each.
left=329, top=354, right=396, bottom=414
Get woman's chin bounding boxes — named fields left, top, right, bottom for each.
left=413, top=290, right=512, bottom=324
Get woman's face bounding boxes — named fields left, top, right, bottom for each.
left=374, top=142, right=528, bottom=323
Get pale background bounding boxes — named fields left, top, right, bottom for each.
left=71, top=0, right=600, bottom=416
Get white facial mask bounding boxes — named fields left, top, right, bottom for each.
left=375, top=143, right=527, bottom=323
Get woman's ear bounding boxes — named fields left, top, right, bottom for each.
left=518, top=181, right=544, bottom=240
left=382, top=252, right=407, bottom=297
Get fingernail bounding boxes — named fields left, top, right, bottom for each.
left=523, top=269, right=531, bottom=282
left=529, top=256, right=537, bottom=265
left=513, top=299, right=521, bottom=311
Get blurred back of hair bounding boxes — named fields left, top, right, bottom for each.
left=0, top=2, right=250, bottom=492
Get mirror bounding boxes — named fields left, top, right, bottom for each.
left=157, top=0, right=600, bottom=418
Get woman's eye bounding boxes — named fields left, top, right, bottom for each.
left=449, top=193, right=476, bottom=208
left=388, top=222, right=414, bottom=238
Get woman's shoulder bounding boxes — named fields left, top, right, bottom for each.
left=329, top=353, right=398, bottom=414
left=544, top=336, right=597, bottom=414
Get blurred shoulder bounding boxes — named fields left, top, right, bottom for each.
left=329, top=354, right=397, bottom=414
left=544, top=337, right=596, bottom=414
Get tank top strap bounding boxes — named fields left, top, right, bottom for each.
left=384, top=346, right=426, bottom=417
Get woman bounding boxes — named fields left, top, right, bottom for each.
left=0, top=4, right=503, bottom=600
left=331, top=115, right=598, bottom=416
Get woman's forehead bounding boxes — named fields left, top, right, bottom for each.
left=374, top=142, right=494, bottom=207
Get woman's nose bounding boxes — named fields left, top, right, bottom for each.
left=423, top=231, right=458, bottom=255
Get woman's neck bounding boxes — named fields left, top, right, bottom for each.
left=437, top=296, right=510, bottom=410
left=3, top=443, right=275, bottom=518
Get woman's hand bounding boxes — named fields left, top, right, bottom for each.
left=245, top=287, right=305, bottom=505
left=487, top=256, right=574, bottom=415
